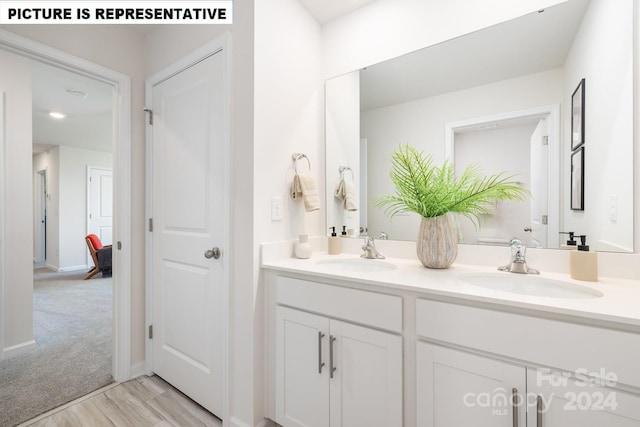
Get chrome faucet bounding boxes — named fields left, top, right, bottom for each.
left=361, top=236, right=385, bottom=259
left=498, top=238, right=539, bottom=274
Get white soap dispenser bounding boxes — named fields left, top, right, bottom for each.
left=570, top=235, right=598, bottom=282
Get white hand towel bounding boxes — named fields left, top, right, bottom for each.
left=292, top=173, right=320, bottom=212
left=334, top=179, right=358, bottom=211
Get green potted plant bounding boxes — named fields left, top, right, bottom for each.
left=374, top=145, right=529, bottom=268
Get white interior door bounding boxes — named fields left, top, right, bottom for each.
left=149, top=48, right=226, bottom=417
left=88, top=167, right=113, bottom=246
left=529, top=118, right=548, bottom=248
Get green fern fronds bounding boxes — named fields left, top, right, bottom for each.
left=373, top=145, right=529, bottom=226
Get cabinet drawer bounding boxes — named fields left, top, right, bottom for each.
left=276, top=276, right=402, bottom=333
left=416, top=298, right=640, bottom=388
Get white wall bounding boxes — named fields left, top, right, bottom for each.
left=254, top=1, right=322, bottom=424
left=562, top=0, right=634, bottom=252
left=0, top=49, right=33, bottom=355
left=58, top=145, right=113, bottom=270
left=33, top=146, right=112, bottom=271
left=362, top=69, right=564, bottom=241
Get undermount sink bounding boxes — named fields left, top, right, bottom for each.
left=315, top=258, right=397, bottom=273
left=459, top=272, right=603, bottom=299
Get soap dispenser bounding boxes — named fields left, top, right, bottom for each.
left=328, top=227, right=341, bottom=255
left=559, top=231, right=578, bottom=250
left=341, top=226, right=348, bottom=237
left=570, top=235, right=598, bottom=282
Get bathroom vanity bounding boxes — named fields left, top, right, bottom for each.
left=262, top=252, right=640, bottom=427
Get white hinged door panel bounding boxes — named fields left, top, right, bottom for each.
left=276, top=307, right=330, bottom=427
left=329, top=319, right=403, bottom=427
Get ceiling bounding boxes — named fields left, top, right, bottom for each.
left=298, top=0, right=376, bottom=24
left=32, top=61, right=113, bottom=155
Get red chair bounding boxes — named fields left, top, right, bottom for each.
left=85, top=234, right=111, bottom=280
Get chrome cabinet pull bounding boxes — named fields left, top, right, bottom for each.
left=512, top=388, right=519, bottom=427
left=536, top=395, right=543, bottom=427
left=329, top=335, right=336, bottom=379
left=318, top=331, right=325, bottom=373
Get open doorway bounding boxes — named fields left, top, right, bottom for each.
left=445, top=105, right=560, bottom=249
left=0, top=29, right=132, bottom=426
left=0, top=59, right=116, bottom=427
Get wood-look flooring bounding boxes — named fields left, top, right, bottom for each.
left=19, top=375, right=222, bottom=427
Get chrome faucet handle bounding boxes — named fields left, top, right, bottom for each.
left=361, top=236, right=385, bottom=259
left=499, top=237, right=539, bottom=274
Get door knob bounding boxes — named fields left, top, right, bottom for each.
left=205, top=247, right=221, bottom=259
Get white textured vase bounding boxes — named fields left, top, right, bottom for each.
left=294, top=235, right=312, bottom=259
left=416, top=213, right=458, bottom=269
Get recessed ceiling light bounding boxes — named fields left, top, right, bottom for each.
left=67, top=89, right=88, bottom=99
left=49, top=111, right=66, bottom=119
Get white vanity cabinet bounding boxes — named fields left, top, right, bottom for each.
left=527, top=369, right=640, bottom=427
left=416, top=342, right=526, bottom=427
left=273, top=276, right=403, bottom=427
left=415, top=298, right=640, bottom=427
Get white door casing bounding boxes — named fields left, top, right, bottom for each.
left=146, top=35, right=230, bottom=419
left=34, top=169, right=47, bottom=265
left=0, top=29, right=131, bottom=377
left=87, top=167, right=113, bottom=248
left=529, top=119, right=548, bottom=248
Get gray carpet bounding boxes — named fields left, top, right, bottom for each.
left=0, top=269, right=113, bottom=426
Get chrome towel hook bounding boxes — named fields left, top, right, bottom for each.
left=339, top=165, right=354, bottom=181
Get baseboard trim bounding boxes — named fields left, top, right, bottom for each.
left=129, top=361, right=146, bottom=379
left=4, top=340, right=37, bottom=358
left=57, top=265, right=89, bottom=273
left=228, top=417, right=274, bottom=427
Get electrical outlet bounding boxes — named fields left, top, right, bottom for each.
left=271, top=196, right=283, bottom=221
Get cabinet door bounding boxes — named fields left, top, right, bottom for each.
left=329, top=320, right=403, bottom=427
left=527, top=369, right=640, bottom=426
left=417, top=342, right=526, bottom=427
left=276, top=307, right=330, bottom=427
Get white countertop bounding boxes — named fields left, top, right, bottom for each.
left=262, top=253, right=640, bottom=329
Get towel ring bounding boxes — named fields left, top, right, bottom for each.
left=292, top=153, right=311, bottom=174
left=339, top=165, right=354, bottom=181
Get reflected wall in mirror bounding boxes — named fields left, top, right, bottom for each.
left=325, top=0, right=634, bottom=252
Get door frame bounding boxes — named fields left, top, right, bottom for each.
left=0, top=29, right=132, bottom=380
left=445, top=104, right=560, bottom=248
left=144, top=32, right=231, bottom=422
left=34, top=168, right=47, bottom=266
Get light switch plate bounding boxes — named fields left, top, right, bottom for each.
left=271, top=196, right=283, bottom=221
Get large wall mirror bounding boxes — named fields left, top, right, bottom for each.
left=325, top=0, right=634, bottom=252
